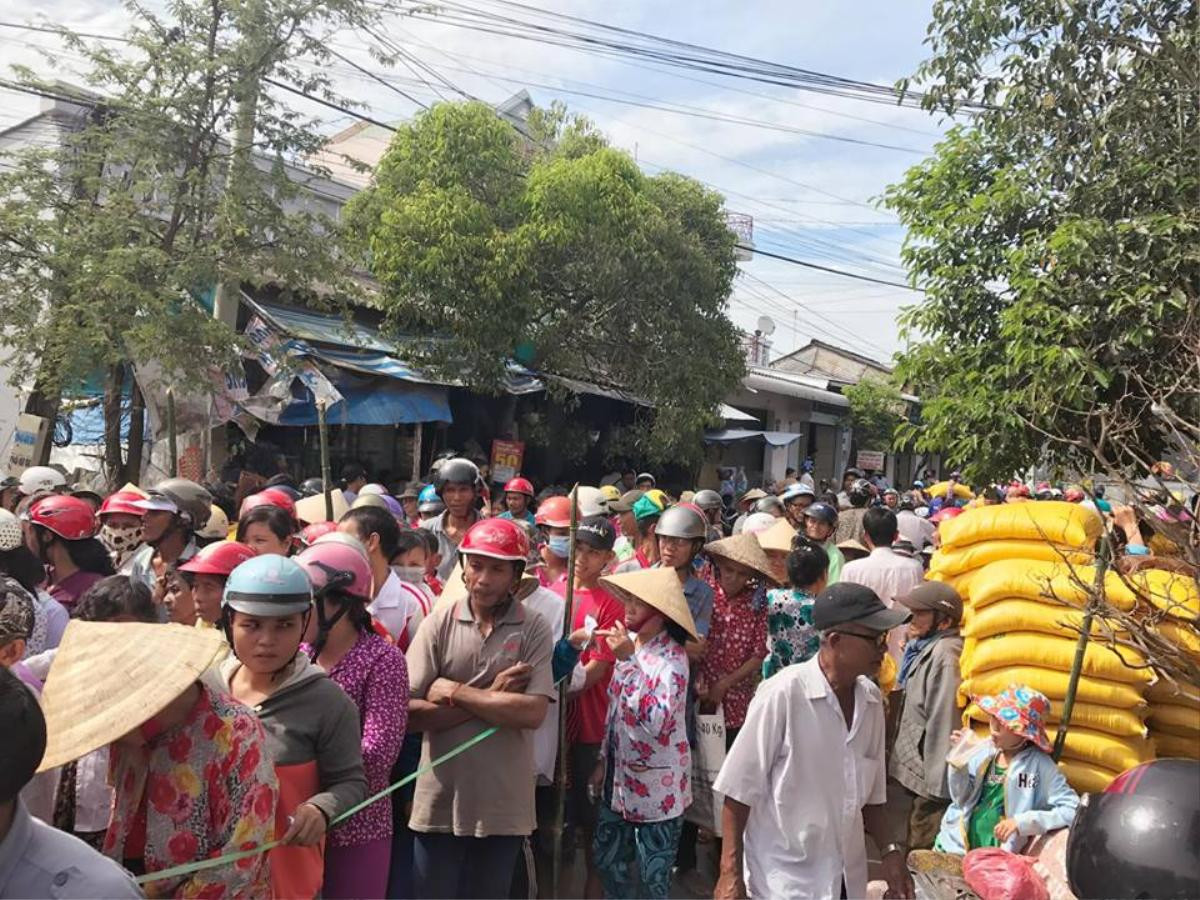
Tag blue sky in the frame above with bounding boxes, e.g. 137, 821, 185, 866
1, 0, 952, 365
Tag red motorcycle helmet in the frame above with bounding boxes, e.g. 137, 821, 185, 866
25, 495, 97, 540
460, 517, 529, 562
97, 489, 147, 518
179, 540, 258, 577
240, 488, 297, 521
298, 521, 339, 547
503, 477, 535, 498
534, 495, 572, 528
930, 506, 963, 525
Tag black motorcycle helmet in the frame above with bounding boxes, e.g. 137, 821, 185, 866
299, 477, 325, 498
1066, 758, 1200, 899
435, 458, 482, 497
848, 478, 874, 507
803, 502, 838, 527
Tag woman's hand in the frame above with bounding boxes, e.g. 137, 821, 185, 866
281, 802, 327, 846
595, 621, 635, 661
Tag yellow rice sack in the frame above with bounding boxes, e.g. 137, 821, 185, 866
927, 481, 975, 500
1151, 730, 1200, 760
965, 708, 1152, 771
968, 632, 1153, 685
1058, 759, 1120, 794
963, 599, 1126, 641
1147, 703, 1200, 736
1151, 619, 1200, 663
1145, 677, 1200, 708
938, 501, 1103, 551
965, 700, 1146, 740
930, 542, 1094, 580
958, 666, 1146, 710
1125, 569, 1200, 621
926, 569, 977, 597
966, 559, 1136, 612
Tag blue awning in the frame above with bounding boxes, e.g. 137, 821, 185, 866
704, 428, 802, 448
277, 377, 451, 426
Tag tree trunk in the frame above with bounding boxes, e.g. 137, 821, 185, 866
23, 379, 61, 466
125, 378, 146, 485
102, 364, 126, 488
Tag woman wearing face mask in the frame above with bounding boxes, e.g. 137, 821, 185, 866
95, 490, 146, 569
23, 495, 114, 612
535, 496, 572, 588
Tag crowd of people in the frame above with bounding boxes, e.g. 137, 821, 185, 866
0, 457, 1191, 899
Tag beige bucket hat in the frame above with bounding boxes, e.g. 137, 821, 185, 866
37, 620, 225, 772
756, 517, 798, 554
599, 567, 699, 640
704, 532, 779, 584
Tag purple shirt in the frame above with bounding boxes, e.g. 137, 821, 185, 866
302, 631, 409, 847
48, 570, 105, 611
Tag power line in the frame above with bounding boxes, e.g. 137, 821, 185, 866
739, 244, 918, 290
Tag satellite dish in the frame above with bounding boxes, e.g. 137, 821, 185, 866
756, 316, 776, 336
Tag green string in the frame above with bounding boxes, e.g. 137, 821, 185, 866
134, 724, 499, 885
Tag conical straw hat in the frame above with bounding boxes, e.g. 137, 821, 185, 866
757, 517, 797, 553
38, 620, 225, 772
704, 532, 779, 583
294, 489, 349, 525
599, 567, 699, 640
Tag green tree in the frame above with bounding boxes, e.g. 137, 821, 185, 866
885, 0, 1199, 485
345, 101, 746, 465
0, 0, 379, 482
843, 377, 906, 452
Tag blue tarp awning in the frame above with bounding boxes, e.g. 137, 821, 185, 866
277, 378, 451, 426
704, 428, 803, 448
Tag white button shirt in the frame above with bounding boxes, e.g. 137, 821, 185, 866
841, 547, 924, 663
713, 655, 887, 900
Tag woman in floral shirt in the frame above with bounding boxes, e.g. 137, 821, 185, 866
591, 568, 698, 900
763, 536, 829, 678
298, 532, 408, 900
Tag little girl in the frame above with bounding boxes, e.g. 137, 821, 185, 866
934, 685, 1080, 855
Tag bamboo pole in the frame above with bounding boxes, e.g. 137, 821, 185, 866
1053, 536, 1110, 760
317, 400, 333, 521
551, 484, 580, 896
166, 388, 178, 477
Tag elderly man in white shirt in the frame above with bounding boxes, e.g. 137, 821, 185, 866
841, 507, 924, 664
895, 494, 936, 551
713, 582, 913, 900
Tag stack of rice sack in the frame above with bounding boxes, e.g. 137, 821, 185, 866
933, 502, 1158, 793
1140, 570, 1200, 760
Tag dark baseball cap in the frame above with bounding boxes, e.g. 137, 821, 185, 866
609, 490, 644, 513
576, 515, 616, 551
899, 581, 963, 623
811, 582, 910, 633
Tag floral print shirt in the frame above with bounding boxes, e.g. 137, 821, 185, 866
601, 631, 692, 824
763, 587, 820, 679
104, 684, 278, 899
700, 579, 768, 729
303, 631, 409, 848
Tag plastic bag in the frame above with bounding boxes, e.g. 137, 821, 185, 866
962, 847, 1050, 900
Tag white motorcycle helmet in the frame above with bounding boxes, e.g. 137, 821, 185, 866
19, 465, 66, 496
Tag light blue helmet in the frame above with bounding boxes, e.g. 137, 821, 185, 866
780, 482, 815, 503
222, 554, 312, 617
418, 483, 445, 516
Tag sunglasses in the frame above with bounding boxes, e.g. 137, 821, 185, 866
832, 629, 887, 650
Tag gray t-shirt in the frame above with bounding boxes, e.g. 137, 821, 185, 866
421, 511, 480, 583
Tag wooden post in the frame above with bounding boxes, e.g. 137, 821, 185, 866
411, 421, 423, 483
551, 484, 580, 896
1053, 536, 1110, 760
166, 388, 178, 477
317, 400, 333, 521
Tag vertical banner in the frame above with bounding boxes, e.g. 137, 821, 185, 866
490, 439, 525, 484
7, 413, 49, 475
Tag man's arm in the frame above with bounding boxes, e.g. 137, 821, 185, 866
715, 797, 750, 899
450, 685, 549, 730
864, 803, 913, 900
407, 699, 473, 733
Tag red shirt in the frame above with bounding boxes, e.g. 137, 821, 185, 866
552, 582, 625, 744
